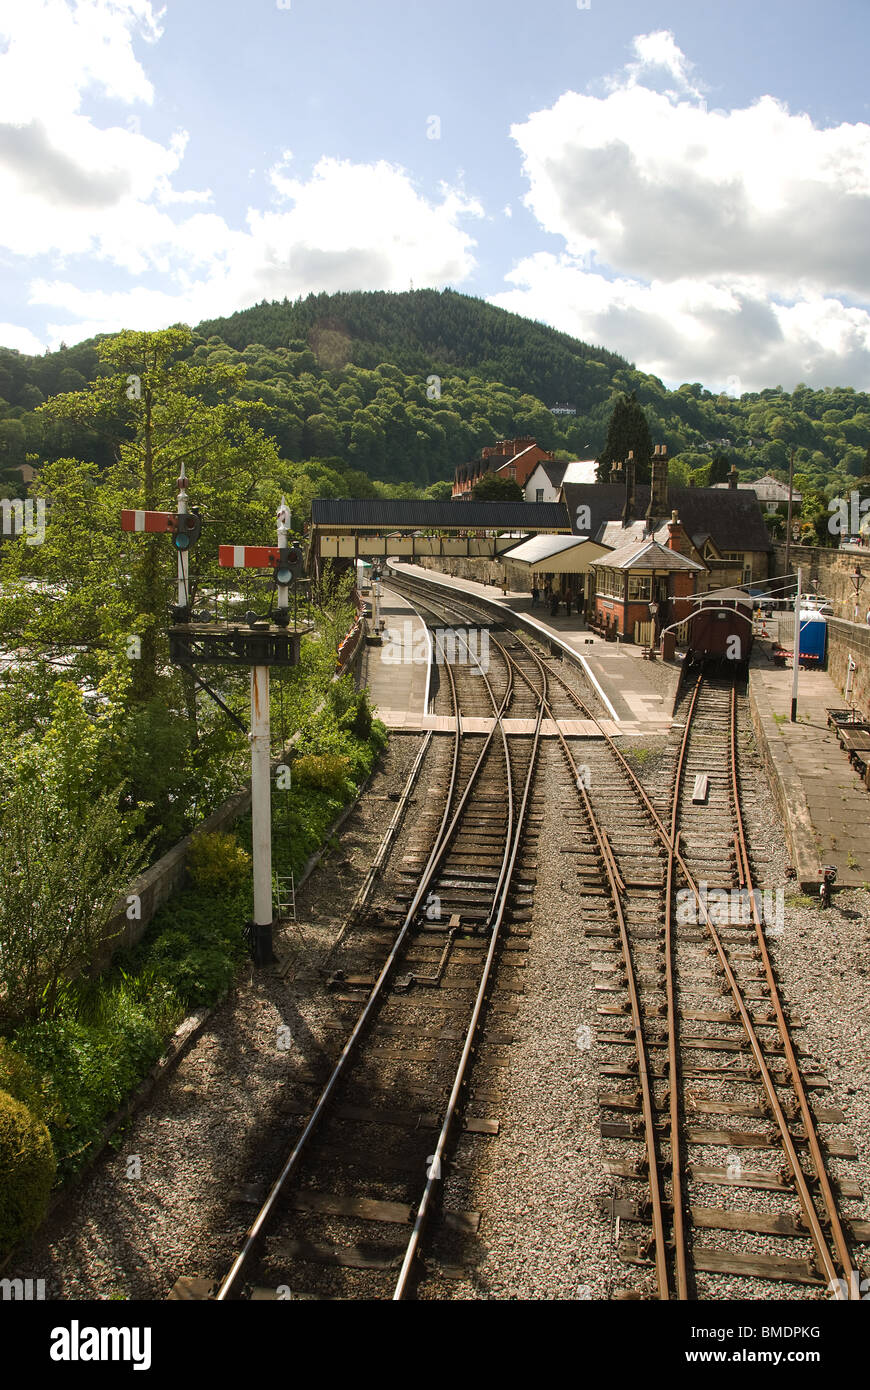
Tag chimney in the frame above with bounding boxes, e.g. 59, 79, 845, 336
621, 452, 636, 527
608, 459, 623, 487
728, 463, 739, 489
647, 444, 669, 523
668, 509, 682, 551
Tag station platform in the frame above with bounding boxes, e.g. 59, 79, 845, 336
748, 663, 870, 890
358, 589, 429, 724
386, 562, 681, 727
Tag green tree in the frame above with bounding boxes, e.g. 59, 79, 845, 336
0, 778, 146, 1027
471, 473, 523, 501
597, 392, 653, 483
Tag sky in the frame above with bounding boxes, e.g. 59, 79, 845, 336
1, 0, 870, 393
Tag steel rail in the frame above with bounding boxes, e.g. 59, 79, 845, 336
393, 637, 545, 1298
539, 656, 852, 1298
490, 638, 673, 1299
664, 675, 700, 1301
728, 685, 859, 1298
216, 607, 510, 1299
386, 576, 858, 1298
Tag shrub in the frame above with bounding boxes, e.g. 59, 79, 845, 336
0, 1041, 58, 1129
0, 1089, 56, 1255
186, 831, 251, 896
291, 753, 353, 797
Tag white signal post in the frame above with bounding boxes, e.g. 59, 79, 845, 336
176, 463, 190, 613
791, 565, 802, 723
218, 501, 296, 964
249, 659, 273, 953
276, 496, 291, 618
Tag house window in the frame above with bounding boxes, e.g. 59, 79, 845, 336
535, 488, 544, 502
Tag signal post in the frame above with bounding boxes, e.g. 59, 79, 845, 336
122, 484, 308, 967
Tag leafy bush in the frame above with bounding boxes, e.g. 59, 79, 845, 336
11, 1000, 169, 1179
186, 831, 251, 896
0, 780, 147, 1028
0, 1040, 59, 1130
291, 752, 353, 798
0, 1089, 56, 1255
135, 893, 249, 1010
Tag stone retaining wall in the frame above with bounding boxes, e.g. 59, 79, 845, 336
772, 544, 870, 715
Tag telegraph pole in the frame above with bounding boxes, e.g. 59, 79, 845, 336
791, 565, 802, 722
784, 446, 796, 580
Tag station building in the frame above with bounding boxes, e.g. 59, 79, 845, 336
588, 518, 705, 644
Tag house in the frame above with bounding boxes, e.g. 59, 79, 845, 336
712, 471, 801, 509
561, 446, 772, 593
452, 438, 554, 499
523, 458, 568, 503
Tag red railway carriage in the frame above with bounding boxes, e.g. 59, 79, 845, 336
684, 587, 754, 676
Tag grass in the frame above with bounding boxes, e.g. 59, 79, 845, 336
785, 893, 816, 909
1, 703, 387, 1187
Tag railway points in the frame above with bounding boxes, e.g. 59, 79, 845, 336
387, 560, 680, 727
8, 560, 868, 1308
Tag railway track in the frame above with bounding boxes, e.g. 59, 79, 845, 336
386, 568, 869, 1299
208, 596, 548, 1299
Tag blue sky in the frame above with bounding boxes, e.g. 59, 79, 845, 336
1, 0, 870, 391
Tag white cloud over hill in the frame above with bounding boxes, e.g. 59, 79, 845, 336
493, 31, 870, 389
0, 1, 481, 348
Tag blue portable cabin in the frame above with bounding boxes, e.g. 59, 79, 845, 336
798, 608, 827, 667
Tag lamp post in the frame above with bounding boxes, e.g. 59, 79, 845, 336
648, 598, 659, 659
849, 562, 864, 623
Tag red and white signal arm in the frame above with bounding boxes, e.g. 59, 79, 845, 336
121, 509, 174, 533
219, 545, 282, 568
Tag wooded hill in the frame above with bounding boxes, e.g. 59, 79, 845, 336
2, 289, 869, 515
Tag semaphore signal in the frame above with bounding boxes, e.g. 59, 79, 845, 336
120, 478, 310, 967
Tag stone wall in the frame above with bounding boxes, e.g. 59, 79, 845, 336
416, 554, 528, 589
772, 543, 868, 620
826, 617, 870, 716
772, 544, 870, 715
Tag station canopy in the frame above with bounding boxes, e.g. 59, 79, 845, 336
501, 534, 612, 573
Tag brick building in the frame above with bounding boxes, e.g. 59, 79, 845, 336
452, 438, 554, 499
589, 515, 704, 643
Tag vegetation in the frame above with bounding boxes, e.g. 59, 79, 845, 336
0, 329, 387, 1223
2, 291, 868, 522
597, 391, 653, 484
0, 1087, 56, 1255
471, 472, 524, 501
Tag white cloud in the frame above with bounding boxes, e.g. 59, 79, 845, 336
491, 253, 870, 392
498, 31, 870, 387
0, 322, 46, 354
614, 29, 705, 101
27, 160, 482, 345
0, 3, 483, 347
